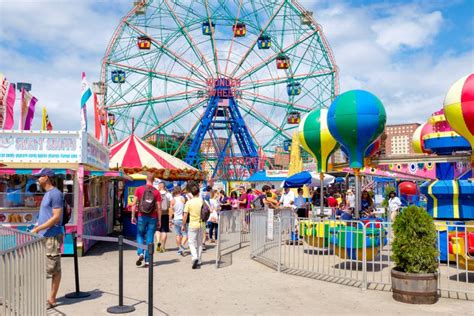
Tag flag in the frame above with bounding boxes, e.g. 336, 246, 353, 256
19, 88, 37, 130
81, 72, 92, 131
0, 73, 7, 128
3, 82, 16, 129
42, 107, 53, 131
23, 89, 38, 130
93, 93, 101, 140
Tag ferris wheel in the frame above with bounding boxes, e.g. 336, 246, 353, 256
100, 0, 337, 179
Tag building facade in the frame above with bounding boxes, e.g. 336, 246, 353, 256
384, 123, 420, 156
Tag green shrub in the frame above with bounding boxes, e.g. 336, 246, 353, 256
392, 205, 438, 273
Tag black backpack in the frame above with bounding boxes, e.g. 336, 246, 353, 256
139, 186, 157, 214
61, 196, 72, 226
200, 199, 211, 222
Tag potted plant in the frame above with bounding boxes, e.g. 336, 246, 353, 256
391, 205, 439, 304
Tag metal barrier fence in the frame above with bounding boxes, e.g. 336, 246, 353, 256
215, 208, 295, 268
215, 209, 261, 268
250, 211, 474, 300
0, 227, 47, 316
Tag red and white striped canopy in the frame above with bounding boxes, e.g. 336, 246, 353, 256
109, 134, 204, 180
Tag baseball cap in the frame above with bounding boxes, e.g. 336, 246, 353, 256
33, 168, 55, 178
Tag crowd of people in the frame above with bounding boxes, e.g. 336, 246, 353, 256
129, 175, 403, 270
29, 168, 403, 309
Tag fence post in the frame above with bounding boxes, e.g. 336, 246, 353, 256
65, 232, 91, 299
148, 243, 154, 316
107, 235, 135, 314
239, 211, 243, 248
362, 223, 367, 290
215, 213, 221, 269
277, 216, 282, 273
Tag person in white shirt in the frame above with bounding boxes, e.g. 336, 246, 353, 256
207, 190, 220, 242
346, 189, 355, 210
170, 186, 187, 255
388, 191, 402, 222
279, 187, 295, 208
157, 182, 173, 252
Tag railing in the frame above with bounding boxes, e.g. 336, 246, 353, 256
0, 227, 47, 316
215, 209, 261, 268
250, 211, 474, 300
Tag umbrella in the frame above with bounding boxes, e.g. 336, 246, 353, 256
282, 171, 335, 188
109, 134, 205, 181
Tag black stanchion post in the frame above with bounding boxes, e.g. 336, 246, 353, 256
148, 243, 154, 316
107, 235, 135, 314
65, 232, 91, 299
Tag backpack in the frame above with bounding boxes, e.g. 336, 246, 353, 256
139, 186, 157, 214
61, 196, 72, 226
251, 194, 265, 209
200, 199, 211, 222
161, 192, 170, 215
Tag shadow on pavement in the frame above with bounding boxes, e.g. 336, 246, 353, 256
449, 272, 474, 283
153, 258, 180, 267
56, 288, 104, 306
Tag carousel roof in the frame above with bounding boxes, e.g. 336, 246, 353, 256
109, 134, 204, 181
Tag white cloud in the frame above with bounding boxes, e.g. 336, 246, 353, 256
0, 0, 472, 136
310, 1, 473, 125
371, 8, 443, 51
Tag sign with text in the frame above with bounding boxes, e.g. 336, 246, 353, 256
267, 208, 274, 240
0, 131, 81, 163
83, 133, 109, 170
0, 130, 110, 170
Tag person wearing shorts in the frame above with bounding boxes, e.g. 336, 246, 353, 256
170, 187, 188, 255
157, 182, 172, 252
31, 168, 64, 309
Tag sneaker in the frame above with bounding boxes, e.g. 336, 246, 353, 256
159, 247, 166, 253
192, 260, 199, 269
202, 245, 207, 252
143, 262, 149, 268
136, 255, 144, 266
156, 242, 162, 252
177, 250, 182, 255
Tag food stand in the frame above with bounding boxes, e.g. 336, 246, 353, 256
0, 130, 127, 255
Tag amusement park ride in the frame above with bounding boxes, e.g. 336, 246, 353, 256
97, 0, 338, 180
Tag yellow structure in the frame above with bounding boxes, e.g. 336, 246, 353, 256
288, 131, 303, 176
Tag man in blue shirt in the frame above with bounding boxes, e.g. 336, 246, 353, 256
31, 168, 63, 309
294, 188, 307, 218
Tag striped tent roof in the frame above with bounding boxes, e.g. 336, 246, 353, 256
109, 134, 204, 180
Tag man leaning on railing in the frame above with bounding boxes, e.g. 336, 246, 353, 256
30, 168, 63, 310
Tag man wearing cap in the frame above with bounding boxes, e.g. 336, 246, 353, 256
31, 168, 63, 309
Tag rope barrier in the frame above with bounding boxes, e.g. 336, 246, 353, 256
65, 232, 154, 315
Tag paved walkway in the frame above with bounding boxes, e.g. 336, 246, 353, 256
48, 237, 472, 315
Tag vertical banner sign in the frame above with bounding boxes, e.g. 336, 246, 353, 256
3, 82, 16, 129
24, 91, 38, 130
0, 74, 7, 128
267, 208, 274, 240
19, 88, 37, 130
94, 93, 101, 140
81, 72, 92, 132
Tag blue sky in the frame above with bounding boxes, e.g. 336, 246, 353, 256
0, 0, 473, 132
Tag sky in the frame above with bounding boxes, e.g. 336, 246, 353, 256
0, 0, 473, 132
